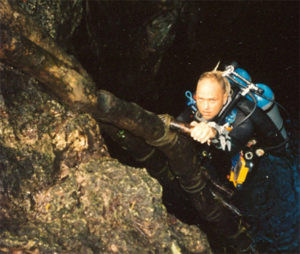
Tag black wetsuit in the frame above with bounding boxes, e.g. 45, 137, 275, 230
172, 96, 287, 249
177, 96, 286, 185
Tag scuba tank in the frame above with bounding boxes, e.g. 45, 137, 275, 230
246, 83, 287, 141
222, 65, 288, 151
231, 67, 252, 86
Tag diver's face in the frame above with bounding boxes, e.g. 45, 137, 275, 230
195, 78, 228, 120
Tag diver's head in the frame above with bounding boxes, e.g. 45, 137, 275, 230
195, 71, 230, 120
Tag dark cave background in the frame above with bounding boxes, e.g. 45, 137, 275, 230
72, 1, 299, 125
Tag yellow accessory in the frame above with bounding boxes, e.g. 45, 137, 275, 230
228, 154, 250, 188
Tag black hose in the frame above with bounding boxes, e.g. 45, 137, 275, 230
233, 92, 257, 129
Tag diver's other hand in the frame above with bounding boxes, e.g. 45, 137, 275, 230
190, 121, 217, 144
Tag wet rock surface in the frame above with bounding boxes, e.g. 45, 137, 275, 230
0, 64, 211, 253
17, 0, 83, 44
0, 2, 211, 252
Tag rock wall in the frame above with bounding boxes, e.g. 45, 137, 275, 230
0, 1, 213, 253
0, 57, 211, 254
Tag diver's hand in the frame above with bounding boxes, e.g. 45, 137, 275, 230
190, 121, 217, 144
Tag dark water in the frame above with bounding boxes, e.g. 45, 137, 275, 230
235, 153, 299, 253
73, 1, 299, 253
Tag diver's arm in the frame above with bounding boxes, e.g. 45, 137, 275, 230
190, 121, 217, 144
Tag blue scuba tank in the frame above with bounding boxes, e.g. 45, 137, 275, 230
246, 83, 287, 141
233, 68, 252, 86
230, 67, 287, 142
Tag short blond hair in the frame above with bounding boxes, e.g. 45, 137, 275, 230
198, 70, 231, 95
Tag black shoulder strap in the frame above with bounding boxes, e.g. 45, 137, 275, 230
236, 98, 286, 151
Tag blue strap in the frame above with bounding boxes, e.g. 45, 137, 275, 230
225, 108, 237, 126
185, 90, 197, 113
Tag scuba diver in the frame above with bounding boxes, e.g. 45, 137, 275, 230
177, 63, 288, 188
171, 63, 289, 252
